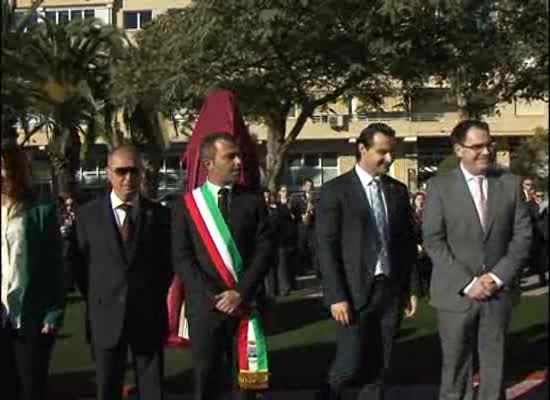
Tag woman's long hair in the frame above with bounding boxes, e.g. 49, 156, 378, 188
1, 142, 35, 205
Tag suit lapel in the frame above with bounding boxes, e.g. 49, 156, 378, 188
484, 173, 501, 240
454, 169, 485, 237
228, 186, 242, 236
126, 196, 146, 266
102, 195, 128, 267
380, 175, 395, 237
349, 169, 370, 218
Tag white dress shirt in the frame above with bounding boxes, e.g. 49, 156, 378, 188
1, 204, 26, 328
354, 164, 390, 277
205, 180, 233, 198
110, 192, 139, 228
460, 163, 503, 293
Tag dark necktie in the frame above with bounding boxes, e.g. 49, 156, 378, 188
218, 188, 230, 225
118, 204, 133, 242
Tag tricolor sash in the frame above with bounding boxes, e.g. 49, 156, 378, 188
184, 185, 269, 389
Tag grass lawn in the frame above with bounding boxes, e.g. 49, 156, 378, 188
49, 292, 548, 395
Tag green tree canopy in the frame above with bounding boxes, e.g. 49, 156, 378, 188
510, 127, 549, 189
117, 0, 453, 188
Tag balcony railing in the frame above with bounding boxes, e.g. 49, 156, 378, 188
310, 112, 445, 124
410, 113, 445, 121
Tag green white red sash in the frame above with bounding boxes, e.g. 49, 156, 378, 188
184, 185, 269, 389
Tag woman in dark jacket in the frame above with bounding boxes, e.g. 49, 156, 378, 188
1, 143, 65, 400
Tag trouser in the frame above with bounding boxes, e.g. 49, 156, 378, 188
327, 277, 402, 400
188, 311, 257, 400
437, 292, 513, 400
0, 322, 56, 400
93, 329, 164, 400
277, 247, 296, 295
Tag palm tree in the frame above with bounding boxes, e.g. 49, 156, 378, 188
1, 0, 44, 143
24, 16, 127, 194
112, 43, 171, 200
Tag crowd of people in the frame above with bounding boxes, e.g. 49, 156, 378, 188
0, 119, 547, 400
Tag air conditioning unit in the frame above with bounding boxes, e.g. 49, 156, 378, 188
329, 115, 345, 128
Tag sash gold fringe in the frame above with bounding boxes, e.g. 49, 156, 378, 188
238, 371, 269, 390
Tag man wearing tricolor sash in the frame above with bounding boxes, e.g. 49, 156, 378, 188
172, 132, 273, 400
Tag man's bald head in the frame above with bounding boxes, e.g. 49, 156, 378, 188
108, 144, 142, 168
107, 144, 142, 201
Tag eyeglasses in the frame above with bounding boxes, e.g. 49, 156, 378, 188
460, 141, 496, 152
112, 166, 140, 177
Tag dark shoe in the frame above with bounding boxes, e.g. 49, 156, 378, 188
316, 384, 341, 400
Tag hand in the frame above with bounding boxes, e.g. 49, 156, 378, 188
41, 323, 57, 335
479, 274, 498, 296
404, 295, 418, 319
330, 301, 352, 326
215, 290, 242, 315
464, 279, 492, 301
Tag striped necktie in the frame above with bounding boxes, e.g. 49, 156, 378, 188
370, 178, 390, 274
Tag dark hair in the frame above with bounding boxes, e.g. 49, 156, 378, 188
521, 176, 535, 184
413, 191, 426, 201
356, 123, 396, 159
302, 177, 313, 186
1, 142, 35, 204
200, 132, 237, 162
450, 120, 490, 145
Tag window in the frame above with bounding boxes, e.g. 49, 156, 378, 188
70, 10, 82, 21
284, 152, 339, 189
84, 10, 95, 19
58, 10, 69, 25
45, 11, 57, 23
123, 10, 153, 30
43, 9, 95, 25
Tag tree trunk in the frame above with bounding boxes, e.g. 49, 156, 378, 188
264, 114, 287, 192
264, 105, 314, 191
457, 91, 470, 121
48, 125, 81, 196
140, 151, 162, 200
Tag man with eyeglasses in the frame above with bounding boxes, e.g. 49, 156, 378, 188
423, 120, 532, 400
71, 145, 172, 400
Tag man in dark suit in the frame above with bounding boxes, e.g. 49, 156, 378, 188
73, 145, 172, 400
290, 178, 318, 275
422, 120, 532, 400
316, 123, 418, 400
521, 177, 547, 286
172, 132, 272, 400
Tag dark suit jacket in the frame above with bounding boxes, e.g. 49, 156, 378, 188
422, 168, 532, 312
73, 194, 172, 348
315, 169, 417, 311
171, 185, 273, 320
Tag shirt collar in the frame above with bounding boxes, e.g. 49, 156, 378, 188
355, 164, 379, 188
110, 191, 138, 210
460, 162, 486, 181
206, 180, 232, 196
